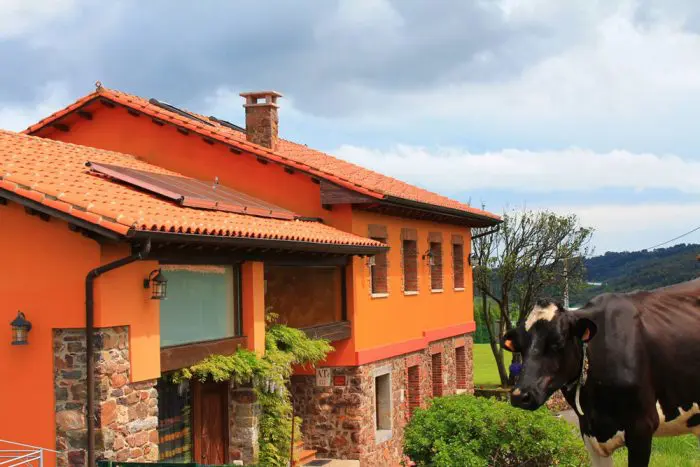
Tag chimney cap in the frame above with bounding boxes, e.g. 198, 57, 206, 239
239, 90, 283, 98
240, 90, 283, 108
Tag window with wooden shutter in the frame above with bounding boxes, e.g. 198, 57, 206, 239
429, 234, 443, 291
453, 244, 465, 290
368, 224, 388, 295
401, 228, 418, 293
452, 234, 465, 290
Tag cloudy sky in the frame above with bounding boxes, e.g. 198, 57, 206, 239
2, 0, 699, 254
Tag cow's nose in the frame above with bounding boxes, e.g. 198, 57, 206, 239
510, 388, 535, 409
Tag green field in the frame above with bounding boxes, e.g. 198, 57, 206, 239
473, 343, 502, 387
472, 344, 700, 465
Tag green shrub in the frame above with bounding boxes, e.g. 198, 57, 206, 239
404, 395, 587, 466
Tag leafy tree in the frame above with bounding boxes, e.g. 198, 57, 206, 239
472, 209, 593, 386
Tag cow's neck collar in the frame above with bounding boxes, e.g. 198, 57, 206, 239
565, 341, 590, 416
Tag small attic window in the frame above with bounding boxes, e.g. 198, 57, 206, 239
87, 161, 297, 221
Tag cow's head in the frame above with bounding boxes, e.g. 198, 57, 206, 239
502, 298, 597, 410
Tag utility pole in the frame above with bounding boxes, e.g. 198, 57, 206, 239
563, 257, 570, 309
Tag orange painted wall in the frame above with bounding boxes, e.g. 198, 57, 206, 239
0, 202, 99, 459
94, 244, 161, 381
350, 210, 474, 351
0, 202, 161, 462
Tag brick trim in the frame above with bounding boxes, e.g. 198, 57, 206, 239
454, 337, 466, 347
451, 234, 464, 245
455, 346, 467, 390
431, 353, 443, 397
430, 344, 444, 355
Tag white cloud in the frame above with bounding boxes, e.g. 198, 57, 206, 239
0, 0, 78, 39
333, 144, 700, 193
307, 1, 700, 147
544, 202, 700, 253
0, 82, 72, 131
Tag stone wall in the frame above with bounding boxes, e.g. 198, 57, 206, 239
290, 334, 473, 466
53, 327, 158, 465
229, 384, 260, 464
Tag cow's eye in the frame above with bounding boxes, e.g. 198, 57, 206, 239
549, 339, 565, 352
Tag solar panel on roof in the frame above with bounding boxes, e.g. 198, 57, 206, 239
148, 98, 214, 127
86, 162, 297, 221
208, 116, 246, 133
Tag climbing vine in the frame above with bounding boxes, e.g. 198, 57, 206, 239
171, 313, 333, 466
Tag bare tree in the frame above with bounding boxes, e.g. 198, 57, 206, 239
472, 209, 593, 387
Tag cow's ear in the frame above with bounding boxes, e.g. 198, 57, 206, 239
502, 328, 520, 353
574, 317, 597, 343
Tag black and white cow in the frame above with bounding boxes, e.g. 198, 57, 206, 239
502, 278, 700, 466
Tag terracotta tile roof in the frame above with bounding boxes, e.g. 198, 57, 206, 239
0, 129, 385, 249
24, 87, 500, 223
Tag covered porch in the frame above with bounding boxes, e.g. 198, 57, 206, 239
140, 233, 380, 465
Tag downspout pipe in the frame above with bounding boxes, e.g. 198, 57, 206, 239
86, 240, 151, 467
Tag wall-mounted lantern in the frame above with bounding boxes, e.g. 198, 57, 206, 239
422, 250, 435, 267
469, 254, 478, 267
144, 269, 168, 300
10, 311, 32, 345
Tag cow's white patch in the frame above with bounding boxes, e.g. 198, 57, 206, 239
584, 431, 625, 458
655, 401, 700, 437
583, 436, 614, 467
525, 302, 558, 330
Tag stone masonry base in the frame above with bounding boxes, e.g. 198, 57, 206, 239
291, 334, 474, 467
53, 326, 158, 465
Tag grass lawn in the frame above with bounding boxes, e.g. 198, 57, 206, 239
613, 435, 700, 466
473, 343, 502, 386
473, 343, 700, 465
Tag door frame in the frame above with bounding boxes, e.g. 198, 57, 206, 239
192, 379, 230, 464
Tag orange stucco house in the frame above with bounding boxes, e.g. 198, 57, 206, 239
0, 85, 500, 466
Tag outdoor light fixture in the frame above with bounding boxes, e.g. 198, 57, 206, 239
10, 311, 32, 345
422, 250, 435, 267
144, 269, 168, 300
468, 254, 478, 267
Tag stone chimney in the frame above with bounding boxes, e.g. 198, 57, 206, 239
240, 91, 282, 150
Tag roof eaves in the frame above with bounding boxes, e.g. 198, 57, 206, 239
381, 195, 502, 225
131, 230, 388, 256
0, 183, 129, 240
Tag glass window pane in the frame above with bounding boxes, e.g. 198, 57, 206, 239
160, 265, 237, 347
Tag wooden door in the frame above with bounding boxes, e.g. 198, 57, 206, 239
193, 380, 229, 465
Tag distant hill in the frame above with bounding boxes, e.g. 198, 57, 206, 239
570, 243, 700, 307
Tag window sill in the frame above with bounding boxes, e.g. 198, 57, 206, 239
371, 293, 389, 299
456, 388, 468, 395
375, 429, 393, 444
431, 289, 444, 294
454, 288, 465, 292
403, 290, 419, 296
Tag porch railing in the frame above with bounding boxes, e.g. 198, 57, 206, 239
0, 439, 58, 466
